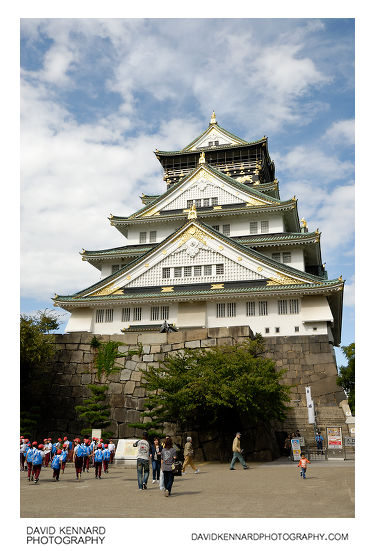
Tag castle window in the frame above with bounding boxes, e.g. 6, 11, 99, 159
222, 224, 230, 236
272, 253, 281, 262
259, 301, 268, 316
212, 225, 220, 232
204, 265, 212, 276
203, 198, 210, 207
139, 232, 147, 244
265, 327, 270, 334
149, 231, 157, 243
122, 308, 131, 322
261, 220, 269, 233
194, 266, 202, 276
289, 299, 299, 314
278, 300, 288, 315
174, 267, 182, 278
283, 252, 291, 263
246, 301, 256, 316
96, 309, 104, 323
105, 309, 113, 323
195, 199, 202, 208
184, 266, 192, 277
250, 221, 258, 234
275, 327, 280, 333
162, 267, 171, 279
295, 326, 300, 332
187, 199, 194, 208
151, 306, 160, 321
227, 303, 236, 317
133, 307, 142, 321
212, 197, 218, 206
111, 264, 120, 274
216, 264, 224, 275
216, 303, 226, 318
161, 306, 169, 320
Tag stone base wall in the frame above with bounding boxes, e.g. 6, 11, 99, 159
37, 327, 349, 459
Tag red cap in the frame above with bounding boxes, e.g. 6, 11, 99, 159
32, 441, 37, 446
63, 436, 67, 440
100, 438, 103, 442
58, 438, 62, 442
25, 439, 29, 443
38, 444, 44, 450
48, 438, 51, 441
43, 439, 47, 442
57, 449, 62, 454
76, 439, 81, 443
62, 443, 67, 448
104, 444, 108, 448
98, 444, 102, 448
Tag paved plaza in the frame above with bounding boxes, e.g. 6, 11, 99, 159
20, 459, 354, 518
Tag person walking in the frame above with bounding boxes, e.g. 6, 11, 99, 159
32, 444, 45, 484
20, 438, 28, 471
94, 444, 104, 479
182, 436, 199, 474
298, 454, 311, 479
161, 436, 177, 497
315, 432, 324, 455
133, 431, 151, 490
26, 443, 36, 481
150, 437, 162, 484
60, 444, 68, 474
229, 432, 248, 470
108, 439, 116, 464
73, 439, 84, 480
103, 444, 110, 474
51, 450, 62, 481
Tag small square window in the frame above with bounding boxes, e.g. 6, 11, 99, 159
275, 327, 280, 333
313, 327, 317, 331
162, 267, 171, 279
194, 266, 202, 276
272, 253, 281, 263
222, 224, 230, 236
187, 199, 194, 208
111, 264, 120, 274
265, 327, 270, 334
261, 221, 269, 233
203, 198, 210, 207
250, 221, 258, 234
184, 266, 192, 277
212, 225, 220, 232
149, 231, 157, 243
283, 252, 292, 263
212, 197, 218, 206
195, 199, 201, 208
204, 265, 212, 276
295, 326, 300, 332
216, 264, 224, 275
139, 232, 147, 244
174, 267, 182, 278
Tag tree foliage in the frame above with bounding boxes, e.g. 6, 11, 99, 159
337, 343, 355, 415
131, 334, 291, 434
75, 384, 112, 438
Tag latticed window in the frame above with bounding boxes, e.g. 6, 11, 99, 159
105, 309, 113, 323
216, 303, 226, 318
259, 301, 268, 316
111, 264, 120, 274
212, 225, 220, 232
96, 309, 104, 323
187, 199, 194, 208
139, 232, 147, 244
222, 224, 230, 236
261, 220, 269, 233
289, 299, 299, 314
184, 266, 192, 277
162, 267, 171, 279
122, 308, 131, 322
133, 307, 142, 321
250, 221, 258, 234
204, 265, 212, 276
151, 306, 159, 321
227, 303, 236, 317
161, 306, 169, 320
272, 253, 281, 262
246, 301, 256, 316
283, 252, 292, 263
149, 231, 157, 243
278, 300, 288, 315
174, 267, 182, 278
195, 199, 202, 208
212, 197, 218, 206
203, 198, 210, 207
216, 264, 224, 275
194, 266, 202, 276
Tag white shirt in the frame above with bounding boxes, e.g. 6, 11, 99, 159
108, 443, 115, 452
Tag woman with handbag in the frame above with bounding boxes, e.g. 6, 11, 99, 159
150, 437, 162, 484
161, 436, 177, 497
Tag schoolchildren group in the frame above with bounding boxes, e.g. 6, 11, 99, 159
20, 435, 116, 484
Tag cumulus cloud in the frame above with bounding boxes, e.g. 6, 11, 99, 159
324, 119, 355, 145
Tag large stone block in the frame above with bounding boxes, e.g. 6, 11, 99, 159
126, 410, 141, 423
185, 340, 201, 348
66, 343, 79, 350
216, 337, 234, 346
201, 338, 217, 348
137, 333, 168, 344
120, 369, 132, 381
131, 371, 142, 382
142, 354, 154, 362
133, 386, 146, 398
207, 327, 230, 338
184, 328, 208, 341
108, 382, 123, 395
142, 345, 151, 354
81, 374, 92, 385
150, 345, 161, 353
125, 360, 137, 370
118, 345, 130, 353
70, 350, 84, 362
228, 325, 251, 338
117, 333, 138, 345
125, 396, 138, 409
167, 331, 186, 344
110, 394, 125, 408
161, 344, 172, 352
124, 381, 136, 395
113, 408, 126, 423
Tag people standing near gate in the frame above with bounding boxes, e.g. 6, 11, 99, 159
26, 443, 36, 481
133, 431, 151, 490
182, 436, 199, 474
315, 432, 324, 455
94, 444, 104, 479
150, 437, 162, 484
298, 454, 311, 479
108, 439, 116, 464
161, 436, 177, 497
32, 444, 45, 484
229, 432, 249, 470
73, 438, 84, 480
51, 449, 62, 481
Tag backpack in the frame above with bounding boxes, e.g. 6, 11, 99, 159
51, 455, 60, 469
75, 445, 84, 458
32, 450, 43, 465
95, 450, 103, 462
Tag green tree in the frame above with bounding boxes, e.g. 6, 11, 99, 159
20, 309, 60, 437
337, 343, 355, 415
130, 334, 291, 435
75, 384, 112, 438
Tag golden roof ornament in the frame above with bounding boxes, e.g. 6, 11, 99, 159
301, 218, 307, 228
210, 111, 217, 124
187, 203, 197, 220
199, 151, 206, 164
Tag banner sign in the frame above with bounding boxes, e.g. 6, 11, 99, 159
327, 427, 343, 449
291, 438, 301, 461
305, 387, 315, 424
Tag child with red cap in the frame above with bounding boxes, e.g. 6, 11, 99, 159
103, 444, 110, 474
51, 449, 62, 481
73, 439, 84, 480
26, 443, 36, 481
61, 444, 68, 473
32, 444, 45, 484
94, 444, 104, 479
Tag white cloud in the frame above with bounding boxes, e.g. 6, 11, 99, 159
324, 119, 355, 146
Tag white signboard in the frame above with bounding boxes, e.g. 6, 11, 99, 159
291, 438, 301, 461
114, 438, 138, 465
305, 387, 315, 424
91, 429, 102, 439
327, 427, 343, 449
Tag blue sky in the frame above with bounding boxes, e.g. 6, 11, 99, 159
20, 18, 354, 366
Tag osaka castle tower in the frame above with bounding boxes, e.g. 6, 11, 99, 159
54, 112, 344, 346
